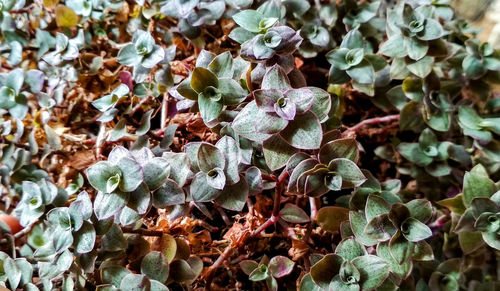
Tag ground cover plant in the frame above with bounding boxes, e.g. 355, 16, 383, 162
0, 0, 500, 290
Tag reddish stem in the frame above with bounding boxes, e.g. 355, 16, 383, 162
343, 114, 400, 135
252, 170, 289, 236
205, 170, 289, 289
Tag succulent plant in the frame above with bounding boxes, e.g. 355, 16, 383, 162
1, 0, 500, 290
117, 30, 166, 82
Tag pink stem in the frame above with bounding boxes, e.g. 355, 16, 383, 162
344, 114, 400, 135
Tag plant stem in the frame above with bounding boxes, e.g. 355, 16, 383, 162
204, 244, 234, 290
122, 227, 164, 236
343, 114, 400, 135
205, 170, 289, 289
161, 93, 169, 129
252, 170, 289, 236
309, 197, 318, 220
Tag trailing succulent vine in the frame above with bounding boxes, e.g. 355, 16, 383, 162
1, 0, 500, 290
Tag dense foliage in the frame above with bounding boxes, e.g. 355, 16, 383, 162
0, 0, 500, 290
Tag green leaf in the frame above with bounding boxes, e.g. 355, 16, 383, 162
310, 254, 343, 289
232, 101, 273, 142
73, 221, 96, 254
340, 29, 364, 49
470, 198, 499, 218
218, 78, 246, 105
240, 260, 259, 275
351, 255, 390, 290
208, 52, 234, 78
437, 194, 466, 215
108, 121, 127, 143
229, 27, 255, 44
120, 274, 151, 291
462, 164, 497, 207
191, 67, 218, 93
0, 86, 18, 109
349, 211, 378, 246
284, 88, 315, 114
53, 228, 73, 254
262, 65, 292, 91
198, 92, 223, 124
406, 199, 433, 223
6, 68, 24, 94
142, 45, 165, 68
266, 276, 278, 291
246, 166, 263, 195
463, 55, 486, 79
335, 237, 367, 261
391, 57, 411, 80
319, 138, 359, 164
402, 77, 424, 101
346, 60, 375, 84
385, 85, 407, 110
150, 280, 168, 291
86, 161, 122, 193
329, 276, 359, 291
249, 265, 269, 281
304, 171, 330, 197
280, 111, 322, 150
419, 19, 443, 40
328, 158, 366, 188
255, 110, 289, 134
44, 124, 62, 151
458, 230, 484, 254
268, 256, 294, 278
376, 241, 412, 282
142, 157, 170, 191
400, 217, 432, 242
153, 179, 186, 208
404, 37, 428, 61
407, 56, 434, 78
4, 257, 21, 290
100, 265, 131, 287
307, 87, 331, 122
15, 258, 32, 287
102, 224, 127, 252
136, 109, 154, 136
365, 195, 390, 222
481, 232, 500, 250
215, 178, 249, 211
380, 34, 407, 58
215, 136, 240, 184
389, 232, 414, 264
106, 174, 121, 193
363, 214, 395, 241
399, 101, 425, 132
397, 143, 433, 166
190, 172, 221, 202
117, 44, 141, 67
169, 259, 197, 282
263, 134, 296, 171
280, 203, 310, 223
232, 10, 266, 33
116, 157, 143, 192
93, 191, 129, 220
316, 206, 350, 233
413, 241, 434, 261
197, 143, 225, 173
327, 48, 350, 70
299, 274, 322, 291
159, 234, 177, 264
161, 152, 191, 187
141, 252, 169, 284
